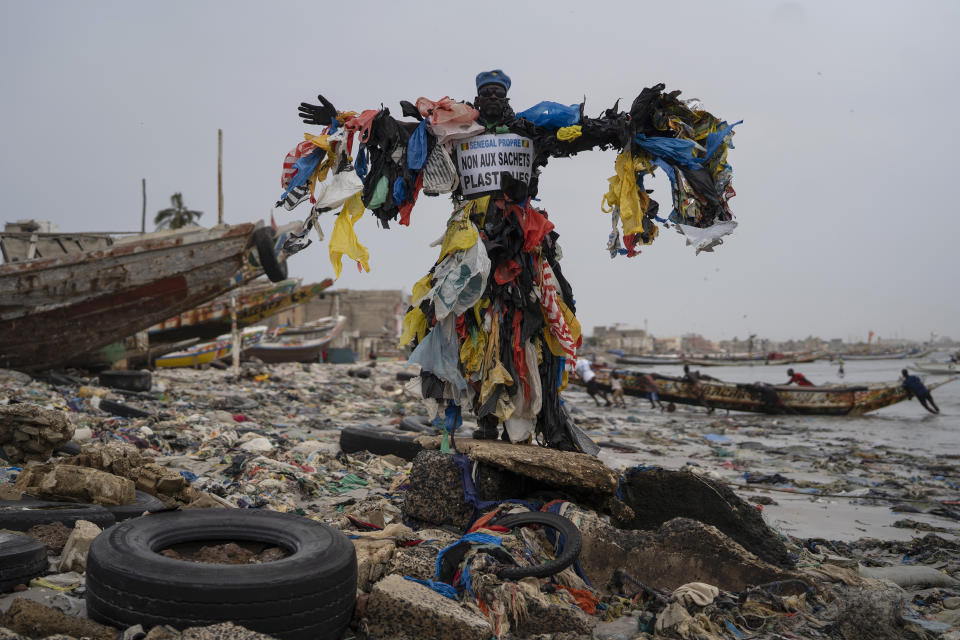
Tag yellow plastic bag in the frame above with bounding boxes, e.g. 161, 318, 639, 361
602, 151, 654, 236
328, 193, 370, 279
399, 306, 428, 347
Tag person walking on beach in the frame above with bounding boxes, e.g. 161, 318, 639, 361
784, 368, 815, 387
901, 369, 940, 414
609, 372, 627, 408
683, 364, 714, 413
637, 373, 664, 410
576, 358, 611, 407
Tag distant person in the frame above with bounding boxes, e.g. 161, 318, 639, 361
610, 372, 627, 408
576, 358, 611, 407
683, 364, 714, 413
901, 369, 940, 414
837, 357, 845, 379
785, 368, 815, 387
637, 373, 664, 410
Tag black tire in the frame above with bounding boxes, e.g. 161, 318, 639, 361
0, 532, 47, 593
98, 399, 151, 419
339, 426, 423, 461
98, 370, 152, 392
0, 498, 116, 531
493, 512, 582, 580
396, 371, 418, 382
253, 227, 288, 283
104, 491, 165, 522
398, 416, 434, 433
54, 441, 83, 456
347, 368, 371, 379
85, 510, 356, 640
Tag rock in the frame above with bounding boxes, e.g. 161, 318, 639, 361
515, 587, 597, 636
0, 404, 74, 463
57, 519, 101, 573
576, 513, 796, 593
943, 596, 960, 609
0, 598, 115, 640
619, 468, 794, 568
453, 439, 618, 493
365, 574, 492, 640
15, 464, 135, 506
180, 622, 277, 640
353, 538, 395, 591
402, 451, 474, 528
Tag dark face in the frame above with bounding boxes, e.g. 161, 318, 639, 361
475, 84, 508, 123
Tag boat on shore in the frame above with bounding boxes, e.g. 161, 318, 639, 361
246, 315, 347, 363
840, 349, 934, 361
911, 361, 959, 375
148, 278, 334, 342
155, 326, 268, 368
0, 224, 261, 371
580, 370, 957, 415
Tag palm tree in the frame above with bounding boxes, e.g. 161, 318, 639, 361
154, 193, 203, 230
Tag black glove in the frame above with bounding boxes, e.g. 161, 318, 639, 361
298, 94, 338, 126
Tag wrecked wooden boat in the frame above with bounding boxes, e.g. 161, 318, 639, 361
148, 278, 333, 342
246, 315, 346, 363
155, 325, 268, 368
0, 224, 261, 372
583, 371, 957, 415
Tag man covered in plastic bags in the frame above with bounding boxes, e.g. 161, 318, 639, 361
277, 70, 740, 453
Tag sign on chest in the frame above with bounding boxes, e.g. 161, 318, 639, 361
456, 133, 534, 196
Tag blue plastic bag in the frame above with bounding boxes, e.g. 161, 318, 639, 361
407, 119, 428, 171
517, 101, 580, 128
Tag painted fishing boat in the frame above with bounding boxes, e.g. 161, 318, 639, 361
580, 370, 957, 415
148, 278, 334, 342
246, 315, 347, 363
155, 326, 268, 368
615, 355, 684, 366
840, 349, 934, 361
911, 361, 959, 375
0, 224, 258, 371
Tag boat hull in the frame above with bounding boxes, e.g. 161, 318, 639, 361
585, 371, 956, 415
0, 225, 255, 371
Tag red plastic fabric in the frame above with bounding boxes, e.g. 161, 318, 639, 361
554, 584, 600, 614
512, 309, 529, 400
520, 204, 555, 252
343, 109, 379, 144
398, 173, 423, 226
416, 96, 479, 126
494, 259, 522, 285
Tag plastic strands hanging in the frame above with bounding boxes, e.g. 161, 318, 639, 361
328, 193, 370, 279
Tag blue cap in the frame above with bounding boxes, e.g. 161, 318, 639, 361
475, 69, 511, 93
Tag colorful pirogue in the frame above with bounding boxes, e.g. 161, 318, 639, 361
584, 371, 957, 415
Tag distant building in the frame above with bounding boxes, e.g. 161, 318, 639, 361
681, 333, 716, 354
271, 289, 407, 357
592, 325, 654, 353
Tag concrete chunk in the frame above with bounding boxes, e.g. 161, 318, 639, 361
15, 464, 135, 506
366, 574, 492, 640
57, 519, 102, 573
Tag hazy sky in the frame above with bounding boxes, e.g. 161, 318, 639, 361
2, 1, 957, 342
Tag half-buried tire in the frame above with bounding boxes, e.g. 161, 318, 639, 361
0, 498, 116, 531
104, 490, 165, 522
0, 532, 47, 593
253, 227, 288, 283
339, 426, 423, 461
493, 511, 582, 580
86, 510, 356, 640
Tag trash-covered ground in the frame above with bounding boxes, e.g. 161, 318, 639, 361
1, 360, 959, 639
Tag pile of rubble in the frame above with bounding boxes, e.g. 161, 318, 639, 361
1, 361, 958, 639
